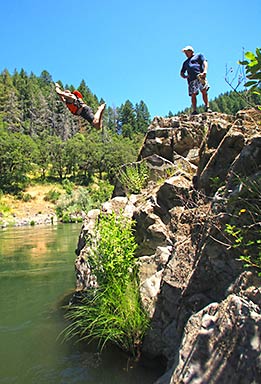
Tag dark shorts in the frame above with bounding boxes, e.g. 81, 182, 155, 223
188, 78, 210, 96
79, 105, 94, 124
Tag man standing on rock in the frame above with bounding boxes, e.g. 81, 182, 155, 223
180, 46, 212, 115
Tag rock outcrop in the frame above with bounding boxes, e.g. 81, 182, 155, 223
75, 110, 261, 384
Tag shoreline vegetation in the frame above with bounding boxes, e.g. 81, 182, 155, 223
0, 181, 113, 228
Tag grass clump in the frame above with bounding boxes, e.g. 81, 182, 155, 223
63, 212, 149, 357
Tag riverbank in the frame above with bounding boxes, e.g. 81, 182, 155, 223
0, 184, 59, 228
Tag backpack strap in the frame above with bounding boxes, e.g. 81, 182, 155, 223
74, 96, 84, 109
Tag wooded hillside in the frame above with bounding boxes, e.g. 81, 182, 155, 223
0, 68, 260, 194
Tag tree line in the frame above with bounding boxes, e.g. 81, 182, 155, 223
172, 89, 261, 116
0, 69, 151, 139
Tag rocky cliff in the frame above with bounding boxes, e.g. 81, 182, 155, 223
75, 110, 261, 384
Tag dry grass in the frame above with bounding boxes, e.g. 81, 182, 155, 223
2, 184, 64, 219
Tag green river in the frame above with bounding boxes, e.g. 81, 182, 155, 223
0, 224, 160, 384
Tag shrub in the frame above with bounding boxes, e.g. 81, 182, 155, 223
44, 189, 61, 203
118, 161, 149, 194
224, 176, 261, 275
16, 192, 34, 202
0, 198, 11, 215
62, 179, 74, 195
63, 213, 149, 356
87, 180, 114, 209
55, 187, 92, 221
239, 48, 261, 103
90, 212, 138, 286
56, 182, 113, 221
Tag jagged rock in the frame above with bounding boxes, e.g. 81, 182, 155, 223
74, 110, 261, 384
138, 120, 204, 162
75, 209, 100, 290
102, 196, 132, 216
157, 294, 261, 384
140, 269, 164, 317
197, 110, 261, 196
198, 127, 245, 195
227, 136, 261, 187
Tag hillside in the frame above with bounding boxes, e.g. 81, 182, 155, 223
0, 185, 60, 226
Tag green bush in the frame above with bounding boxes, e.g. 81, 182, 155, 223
90, 212, 138, 286
87, 180, 114, 209
225, 176, 261, 275
0, 200, 11, 215
63, 213, 149, 356
62, 179, 74, 195
55, 187, 92, 220
56, 182, 113, 221
44, 189, 61, 203
118, 161, 149, 194
239, 48, 261, 104
16, 192, 34, 202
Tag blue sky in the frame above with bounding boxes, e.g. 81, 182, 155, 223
1, 0, 260, 117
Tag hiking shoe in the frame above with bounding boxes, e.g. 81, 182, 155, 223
205, 106, 212, 113
191, 110, 199, 115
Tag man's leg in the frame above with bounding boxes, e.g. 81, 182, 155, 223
191, 93, 197, 114
202, 89, 211, 112
189, 80, 199, 115
92, 103, 106, 129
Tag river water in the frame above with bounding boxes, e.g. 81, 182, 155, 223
0, 224, 160, 384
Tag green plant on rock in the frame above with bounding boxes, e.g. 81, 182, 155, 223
63, 212, 149, 357
118, 161, 149, 194
209, 176, 224, 191
224, 176, 261, 275
64, 279, 149, 356
239, 48, 261, 108
91, 212, 138, 285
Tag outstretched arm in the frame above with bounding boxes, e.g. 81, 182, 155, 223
55, 83, 65, 101
55, 83, 74, 103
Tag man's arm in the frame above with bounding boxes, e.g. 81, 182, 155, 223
180, 71, 188, 79
55, 83, 74, 103
180, 62, 188, 79
201, 60, 208, 78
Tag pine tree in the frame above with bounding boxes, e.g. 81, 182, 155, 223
0, 69, 23, 132
106, 106, 118, 132
118, 100, 136, 137
135, 100, 151, 134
